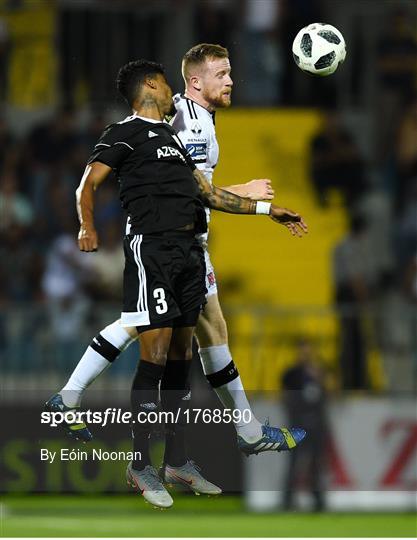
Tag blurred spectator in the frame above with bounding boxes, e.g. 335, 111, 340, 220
194, 0, 237, 54
20, 110, 111, 245
281, 338, 328, 512
0, 226, 43, 303
0, 170, 42, 362
279, 0, 335, 106
310, 111, 367, 212
0, 222, 44, 371
395, 177, 417, 272
376, 7, 417, 103
375, 7, 417, 162
79, 113, 108, 153
89, 219, 124, 302
24, 107, 78, 171
355, 189, 394, 287
0, 170, 40, 302
332, 216, 376, 389
241, 0, 282, 105
404, 254, 417, 304
395, 95, 417, 213
0, 171, 33, 232
41, 216, 95, 367
0, 115, 17, 174
19, 108, 80, 227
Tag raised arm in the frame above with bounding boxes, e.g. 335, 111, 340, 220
222, 179, 274, 200
194, 168, 257, 214
76, 161, 113, 251
193, 169, 308, 237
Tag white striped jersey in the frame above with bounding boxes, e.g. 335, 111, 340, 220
171, 94, 219, 227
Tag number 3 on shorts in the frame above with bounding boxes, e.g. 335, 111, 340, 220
153, 287, 168, 314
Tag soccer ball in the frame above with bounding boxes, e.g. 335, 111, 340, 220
292, 23, 346, 76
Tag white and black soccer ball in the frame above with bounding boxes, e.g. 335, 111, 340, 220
292, 23, 346, 76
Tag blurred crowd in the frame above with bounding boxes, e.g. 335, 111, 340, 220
0, 110, 125, 307
0, 110, 128, 371
316, 7, 417, 390
312, 96, 417, 390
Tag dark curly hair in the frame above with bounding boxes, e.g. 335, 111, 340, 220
116, 60, 165, 107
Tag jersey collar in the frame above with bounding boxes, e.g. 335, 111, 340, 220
128, 112, 166, 124
176, 93, 215, 125
135, 114, 166, 124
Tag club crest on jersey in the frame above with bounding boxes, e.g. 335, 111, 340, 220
191, 120, 202, 135
157, 145, 186, 163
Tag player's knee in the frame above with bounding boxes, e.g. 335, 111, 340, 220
169, 340, 193, 360
207, 313, 227, 341
211, 328, 227, 345
214, 316, 228, 343
149, 351, 168, 365
198, 314, 227, 346
148, 346, 168, 365
114, 320, 138, 341
183, 344, 193, 361
126, 325, 139, 340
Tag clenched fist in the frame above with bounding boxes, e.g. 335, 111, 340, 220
245, 179, 274, 200
78, 224, 98, 251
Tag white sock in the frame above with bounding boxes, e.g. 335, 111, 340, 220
199, 344, 262, 442
61, 321, 135, 407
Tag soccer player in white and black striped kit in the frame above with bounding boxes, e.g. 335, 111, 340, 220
46, 53, 307, 507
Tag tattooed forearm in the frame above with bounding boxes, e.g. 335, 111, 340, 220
193, 169, 257, 214
208, 186, 257, 213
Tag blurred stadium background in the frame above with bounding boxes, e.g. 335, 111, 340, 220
0, 0, 416, 536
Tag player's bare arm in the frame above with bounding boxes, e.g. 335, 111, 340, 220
193, 169, 308, 236
76, 161, 112, 252
222, 179, 274, 200
193, 168, 257, 213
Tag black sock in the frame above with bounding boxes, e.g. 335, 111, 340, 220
131, 359, 165, 470
161, 360, 192, 467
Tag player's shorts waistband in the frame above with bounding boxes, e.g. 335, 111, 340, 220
128, 225, 196, 238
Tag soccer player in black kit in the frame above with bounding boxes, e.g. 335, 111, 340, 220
75, 60, 307, 508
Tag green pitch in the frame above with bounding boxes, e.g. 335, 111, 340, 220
1, 495, 415, 537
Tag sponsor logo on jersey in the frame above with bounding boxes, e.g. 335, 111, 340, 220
185, 143, 207, 162
191, 120, 202, 135
148, 130, 158, 138
187, 137, 207, 143
156, 145, 186, 163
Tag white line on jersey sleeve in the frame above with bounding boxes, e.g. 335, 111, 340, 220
114, 141, 134, 150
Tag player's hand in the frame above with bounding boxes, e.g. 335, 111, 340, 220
245, 179, 274, 200
269, 205, 308, 237
78, 224, 98, 251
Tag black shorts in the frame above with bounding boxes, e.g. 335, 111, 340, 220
120, 230, 206, 329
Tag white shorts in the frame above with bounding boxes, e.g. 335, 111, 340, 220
204, 249, 217, 297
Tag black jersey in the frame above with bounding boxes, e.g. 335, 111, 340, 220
88, 114, 207, 234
